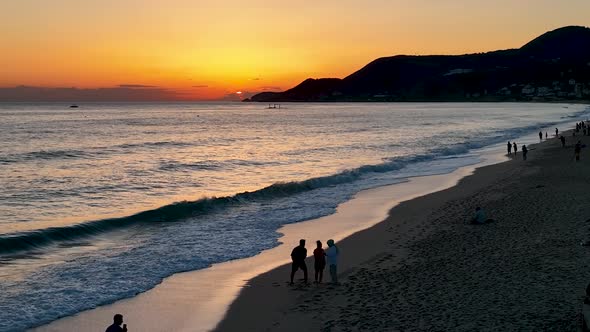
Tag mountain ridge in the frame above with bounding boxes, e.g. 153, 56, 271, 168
248, 26, 590, 102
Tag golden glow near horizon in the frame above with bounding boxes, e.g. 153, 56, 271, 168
1, 0, 589, 100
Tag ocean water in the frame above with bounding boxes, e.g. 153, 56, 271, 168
0, 102, 588, 331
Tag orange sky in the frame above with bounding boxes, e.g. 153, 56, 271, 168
1, 0, 589, 100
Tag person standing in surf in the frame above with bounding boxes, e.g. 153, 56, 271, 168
513, 142, 518, 154
539, 131, 543, 141
313, 240, 326, 283
290, 239, 308, 284
507, 141, 512, 155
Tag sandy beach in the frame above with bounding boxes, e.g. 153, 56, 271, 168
217, 131, 590, 331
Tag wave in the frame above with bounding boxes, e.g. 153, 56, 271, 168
0, 141, 193, 164
3, 106, 589, 256
0, 149, 97, 163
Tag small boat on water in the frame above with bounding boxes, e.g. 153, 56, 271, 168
69, 105, 79, 108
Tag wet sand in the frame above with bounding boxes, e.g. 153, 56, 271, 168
216, 132, 590, 331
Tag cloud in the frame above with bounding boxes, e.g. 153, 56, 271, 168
117, 84, 158, 88
192, 85, 209, 88
260, 86, 282, 91
0, 85, 182, 102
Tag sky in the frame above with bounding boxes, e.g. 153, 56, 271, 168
1, 0, 589, 101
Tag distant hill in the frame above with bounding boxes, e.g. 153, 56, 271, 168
248, 26, 590, 102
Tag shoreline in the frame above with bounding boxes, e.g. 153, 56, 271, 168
32, 145, 507, 332
216, 129, 590, 331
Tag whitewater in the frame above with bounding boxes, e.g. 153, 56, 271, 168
0, 102, 588, 331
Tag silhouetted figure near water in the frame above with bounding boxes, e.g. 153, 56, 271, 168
507, 141, 512, 155
575, 141, 582, 161
539, 131, 543, 141
326, 239, 339, 284
556, 128, 559, 137
290, 239, 308, 284
545, 132, 548, 139
513, 142, 518, 154
313, 240, 326, 283
105, 314, 127, 332
560, 135, 566, 148
522, 145, 528, 160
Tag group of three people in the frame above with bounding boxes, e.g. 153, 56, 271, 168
290, 239, 339, 285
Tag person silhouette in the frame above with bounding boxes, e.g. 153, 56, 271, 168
555, 128, 559, 136
575, 140, 582, 161
313, 240, 326, 283
513, 142, 518, 154
325, 239, 339, 284
507, 141, 512, 155
105, 314, 127, 332
290, 239, 308, 284
539, 131, 543, 141
545, 132, 548, 139
560, 135, 566, 148
522, 145, 528, 160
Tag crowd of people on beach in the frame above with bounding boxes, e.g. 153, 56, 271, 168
290, 238, 339, 285
508, 124, 589, 162
506, 141, 528, 160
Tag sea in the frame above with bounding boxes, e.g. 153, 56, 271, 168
0, 102, 588, 331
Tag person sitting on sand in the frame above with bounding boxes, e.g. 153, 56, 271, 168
470, 207, 493, 224
522, 145, 528, 160
325, 239, 339, 284
105, 314, 127, 332
290, 239, 308, 284
507, 141, 512, 155
313, 240, 326, 283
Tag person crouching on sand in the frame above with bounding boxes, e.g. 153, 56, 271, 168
470, 207, 494, 224
105, 314, 127, 332
313, 240, 326, 283
290, 239, 308, 285
326, 239, 339, 284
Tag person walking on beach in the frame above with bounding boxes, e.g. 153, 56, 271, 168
313, 240, 326, 283
325, 239, 339, 284
575, 141, 582, 161
513, 142, 518, 154
539, 131, 543, 141
105, 314, 127, 332
522, 145, 528, 160
290, 239, 308, 284
507, 141, 512, 155
560, 135, 566, 148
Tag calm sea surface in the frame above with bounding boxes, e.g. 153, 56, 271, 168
0, 102, 587, 331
